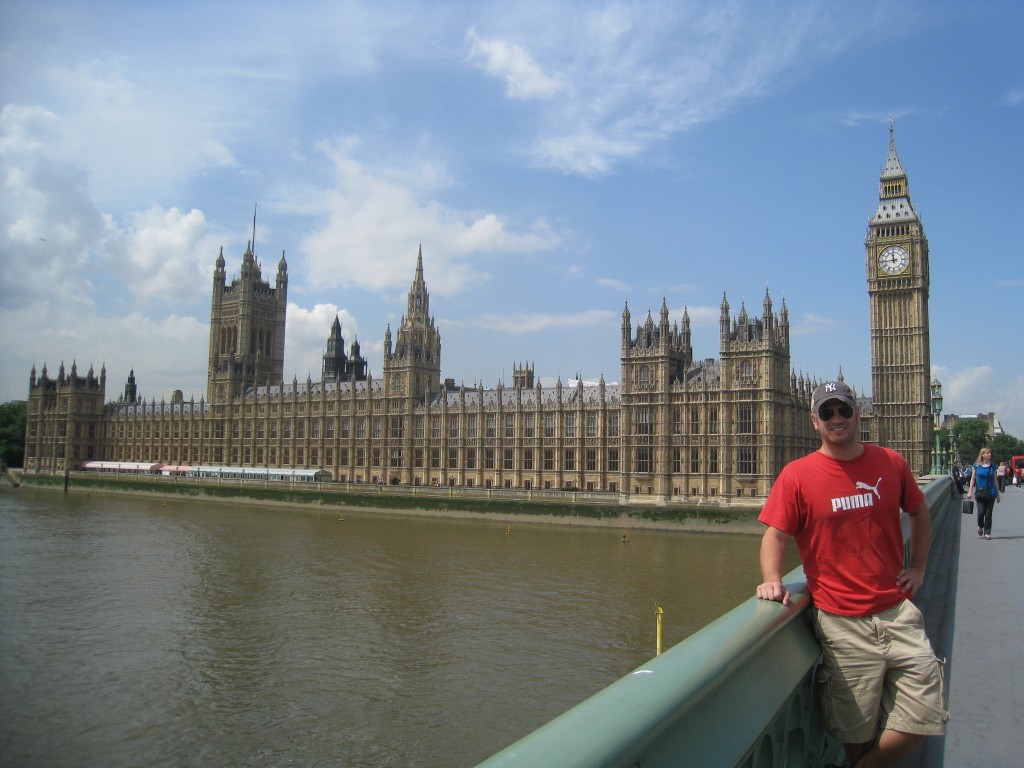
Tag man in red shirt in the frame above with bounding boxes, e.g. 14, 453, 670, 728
756, 380, 947, 767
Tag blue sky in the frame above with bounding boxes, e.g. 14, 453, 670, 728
2, 1, 1022, 436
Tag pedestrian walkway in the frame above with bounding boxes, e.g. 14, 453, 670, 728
940, 482, 1024, 767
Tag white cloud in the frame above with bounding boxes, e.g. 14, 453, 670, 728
0, 103, 234, 310
469, 309, 617, 335
683, 305, 722, 328
792, 312, 841, 336
940, 365, 992, 409
933, 365, 1024, 438
465, 3, 872, 177
298, 137, 564, 297
0, 104, 233, 400
466, 28, 564, 100
103, 312, 210, 400
0, 104, 112, 308
41, 57, 237, 206
2, 297, 209, 403
596, 276, 633, 293
533, 130, 645, 177
109, 206, 224, 304
1001, 88, 1024, 107
999, 375, 1024, 437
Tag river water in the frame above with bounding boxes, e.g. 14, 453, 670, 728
0, 487, 776, 767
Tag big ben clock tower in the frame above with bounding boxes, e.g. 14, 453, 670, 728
866, 117, 932, 475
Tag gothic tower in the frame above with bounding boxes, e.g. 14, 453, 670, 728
718, 289, 796, 485
382, 246, 442, 404
619, 298, 693, 498
866, 117, 931, 475
207, 242, 288, 402
512, 362, 535, 389
24, 361, 107, 471
122, 368, 139, 404
322, 315, 367, 382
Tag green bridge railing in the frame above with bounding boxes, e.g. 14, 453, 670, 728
478, 476, 956, 768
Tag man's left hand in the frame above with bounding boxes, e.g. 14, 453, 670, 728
897, 566, 925, 596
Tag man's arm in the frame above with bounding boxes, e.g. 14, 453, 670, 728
897, 501, 930, 596
756, 526, 792, 605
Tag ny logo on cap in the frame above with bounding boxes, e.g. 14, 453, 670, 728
824, 382, 837, 392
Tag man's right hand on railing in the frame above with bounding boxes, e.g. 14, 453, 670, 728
756, 580, 791, 606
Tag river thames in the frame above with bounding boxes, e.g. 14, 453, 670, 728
0, 487, 779, 767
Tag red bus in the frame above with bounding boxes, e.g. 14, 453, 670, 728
1011, 455, 1024, 484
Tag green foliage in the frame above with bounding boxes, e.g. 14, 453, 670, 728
951, 418, 991, 464
0, 401, 27, 468
990, 433, 1024, 463
634, 506, 760, 525
946, 418, 1023, 466
936, 426, 952, 465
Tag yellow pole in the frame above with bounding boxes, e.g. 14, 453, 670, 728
655, 603, 664, 656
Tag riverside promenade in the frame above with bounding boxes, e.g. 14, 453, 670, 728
914, 480, 1024, 768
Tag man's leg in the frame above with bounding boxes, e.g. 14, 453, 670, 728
845, 730, 925, 767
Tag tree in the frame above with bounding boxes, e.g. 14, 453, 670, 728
0, 400, 27, 468
990, 432, 1024, 463
950, 418, 990, 465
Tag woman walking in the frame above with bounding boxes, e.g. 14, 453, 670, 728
969, 447, 1000, 539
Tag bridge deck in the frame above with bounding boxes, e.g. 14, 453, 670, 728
920, 481, 1024, 768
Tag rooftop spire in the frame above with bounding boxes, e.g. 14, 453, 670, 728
881, 114, 906, 180
872, 115, 917, 223
407, 245, 429, 320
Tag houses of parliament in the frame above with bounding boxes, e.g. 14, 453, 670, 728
23, 123, 934, 500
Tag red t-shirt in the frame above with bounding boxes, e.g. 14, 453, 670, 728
758, 443, 925, 616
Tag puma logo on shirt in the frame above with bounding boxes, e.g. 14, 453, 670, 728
832, 477, 883, 512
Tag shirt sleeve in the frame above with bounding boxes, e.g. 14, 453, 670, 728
758, 463, 803, 535
894, 449, 926, 511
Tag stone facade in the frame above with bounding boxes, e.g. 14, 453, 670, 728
24, 126, 934, 495
24, 362, 107, 469
207, 242, 288, 403
22, 243, 817, 501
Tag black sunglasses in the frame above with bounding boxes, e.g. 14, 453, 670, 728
818, 403, 854, 421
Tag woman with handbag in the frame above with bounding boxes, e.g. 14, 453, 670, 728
969, 447, 1000, 539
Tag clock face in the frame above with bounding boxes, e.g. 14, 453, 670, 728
878, 245, 910, 275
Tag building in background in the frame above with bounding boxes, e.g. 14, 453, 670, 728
941, 413, 1004, 438
24, 125, 941, 495
23, 244, 817, 501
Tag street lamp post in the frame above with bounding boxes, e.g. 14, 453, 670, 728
930, 378, 945, 475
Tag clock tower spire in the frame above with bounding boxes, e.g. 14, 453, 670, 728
865, 116, 932, 475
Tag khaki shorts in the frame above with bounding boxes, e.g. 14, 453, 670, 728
812, 600, 948, 744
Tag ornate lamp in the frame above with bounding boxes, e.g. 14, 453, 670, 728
930, 379, 945, 473
930, 379, 943, 427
